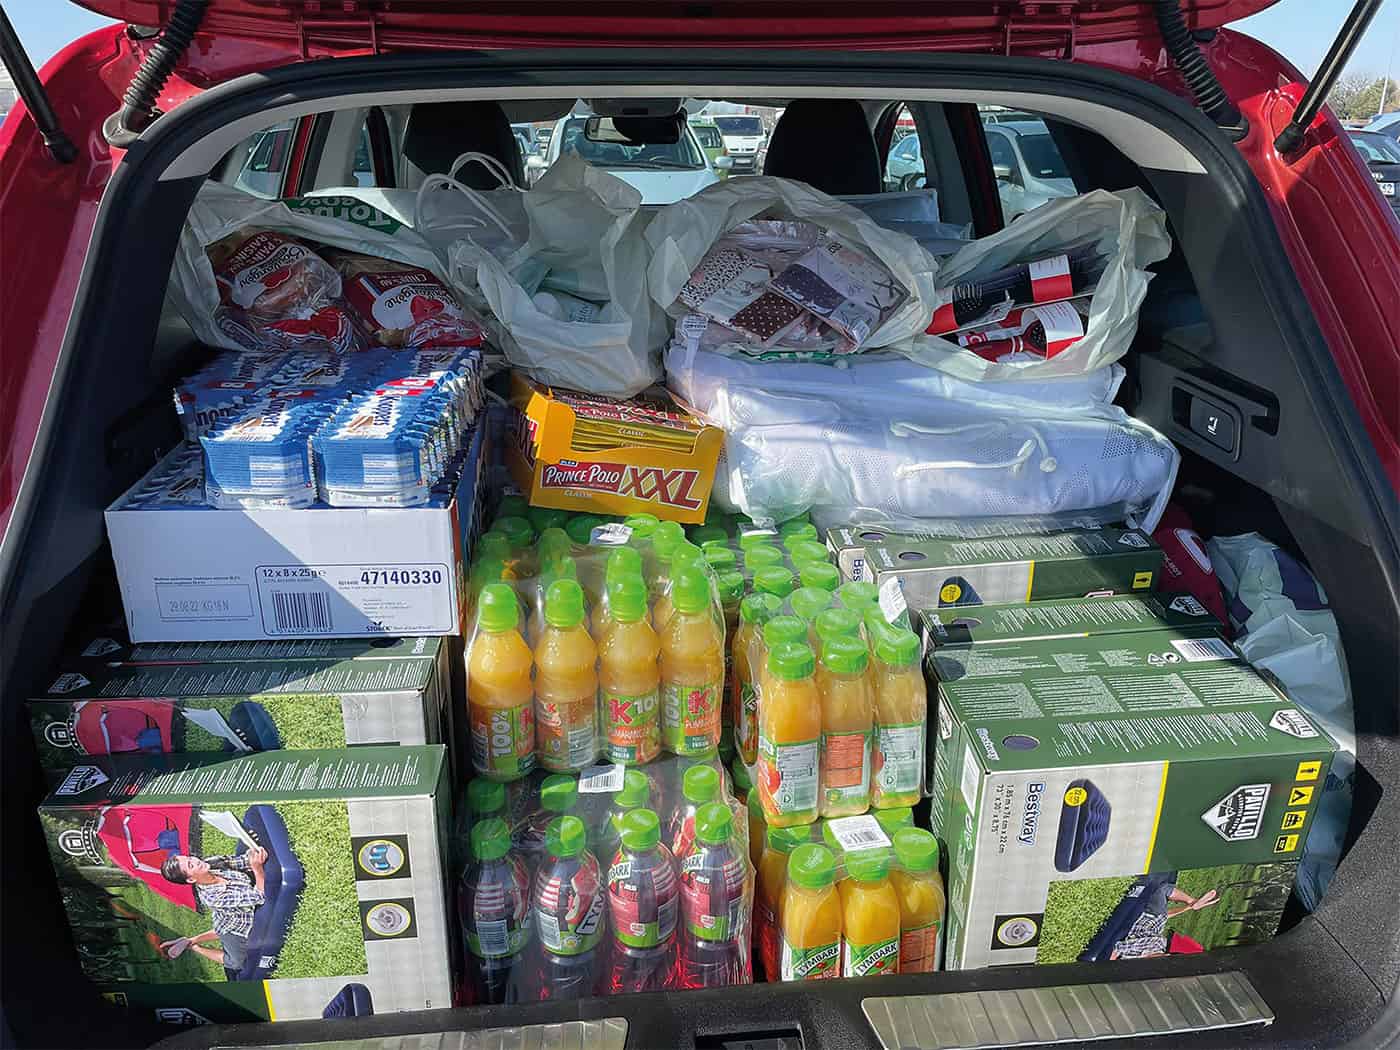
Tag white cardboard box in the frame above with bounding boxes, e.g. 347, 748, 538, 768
107, 429, 483, 642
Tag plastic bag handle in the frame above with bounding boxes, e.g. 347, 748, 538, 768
448, 151, 519, 190
414, 151, 523, 242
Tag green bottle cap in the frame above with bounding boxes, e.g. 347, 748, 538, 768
788, 541, 832, 567
787, 843, 837, 890
779, 519, 818, 540
609, 577, 649, 624
765, 825, 810, 854
874, 808, 915, 836
863, 606, 892, 635
694, 802, 733, 846
672, 567, 712, 615
799, 562, 840, 593
623, 514, 660, 540
814, 607, 862, 644
619, 808, 661, 852
892, 827, 939, 872
789, 586, 833, 624
540, 556, 578, 590
528, 506, 570, 534
738, 531, 779, 552
653, 519, 686, 548
875, 627, 920, 666
606, 545, 644, 583
565, 515, 607, 546
471, 558, 506, 596
753, 567, 796, 598
617, 769, 651, 809
836, 581, 880, 611
682, 764, 720, 805
474, 531, 512, 565
477, 583, 520, 632
689, 524, 729, 546
672, 541, 705, 570
537, 526, 572, 564
740, 593, 784, 625
742, 545, 785, 572
704, 546, 738, 573
546, 815, 587, 857
845, 847, 891, 882
496, 516, 535, 550
767, 641, 815, 681
544, 579, 586, 629
470, 817, 512, 862
497, 495, 531, 520
730, 760, 753, 794
540, 774, 578, 814
716, 570, 746, 604
821, 635, 869, 676
466, 778, 506, 817
762, 615, 807, 649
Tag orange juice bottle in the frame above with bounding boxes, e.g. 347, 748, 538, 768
756, 641, 820, 827
592, 545, 645, 639
756, 825, 808, 982
840, 849, 900, 977
654, 541, 705, 632
818, 636, 873, 818
660, 567, 724, 757
779, 843, 842, 981
527, 556, 579, 648
533, 578, 600, 773
890, 828, 945, 973
799, 561, 841, 594
647, 521, 684, 617
468, 583, 536, 782
869, 626, 926, 809
599, 576, 661, 765
732, 593, 782, 768
752, 567, 796, 602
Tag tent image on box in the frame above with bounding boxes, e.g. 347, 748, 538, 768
1054, 779, 1111, 872
95, 805, 198, 910
1079, 871, 1179, 962
323, 983, 375, 1017
226, 804, 305, 982
70, 701, 177, 755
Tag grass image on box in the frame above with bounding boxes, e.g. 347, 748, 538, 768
921, 593, 1222, 653
928, 627, 1337, 970
858, 527, 1162, 612
38, 746, 451, 1023
29, 653, 448, 776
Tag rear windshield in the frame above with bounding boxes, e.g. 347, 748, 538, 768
714, 116, 763, 136
1018, 133, 1070, 180
557, 118, 705, 170
1352, 133, 1400, 163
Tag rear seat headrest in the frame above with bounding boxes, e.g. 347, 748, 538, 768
763, 100, 882, 196
400, 101, 524, 191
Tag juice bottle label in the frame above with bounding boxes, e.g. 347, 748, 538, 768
603, 688, 660, 763
899, 920, 940, 973
680, 849, 747, 941
536, 696, 598, 772
756, 900, 780, 980
820, 730, 871, 806
872, 721, 924, 799
757, 737, 818, 818
662, 680, 721, 755
735, 679, 759, 765
607, 856, 678, 949
843, 935, 899, 978
470, 700, 535, 779
535, 858, 605, 955
779, 936, 840, 980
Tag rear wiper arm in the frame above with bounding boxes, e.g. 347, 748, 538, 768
0, 4, 76, 163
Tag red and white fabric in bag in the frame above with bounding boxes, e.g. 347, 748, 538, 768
1152, 503, 1230, 632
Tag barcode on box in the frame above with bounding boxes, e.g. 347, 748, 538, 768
269, 590, 333, 634
1170, 637, 1236, 663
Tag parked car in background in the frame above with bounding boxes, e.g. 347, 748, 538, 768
885, 131, 925, 190
689, 119, 731, 176
230, 121, 293, 197
982, 118, 1077, 220
1348, 130, 1400, 217
1365, 110, 1400, 143
511, 123, 535, 160
711, 113, 764, 174
540, 113, 721, 203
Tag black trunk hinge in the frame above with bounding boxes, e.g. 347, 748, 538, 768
296, 3, 383, 60
0, 4, 77, 163
1002, 4, 1078, 61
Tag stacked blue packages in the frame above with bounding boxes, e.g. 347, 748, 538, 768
120, 444, 207, 510
173, 350, 290, 438
201, 389, 343, 509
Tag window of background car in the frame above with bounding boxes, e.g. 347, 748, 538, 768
692, 124, 723, 150
979, 109, 1077, 222
883, 105, 927, 192
220, 120, 294, 198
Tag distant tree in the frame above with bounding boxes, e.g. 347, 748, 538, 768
1329, 73, 1400, 122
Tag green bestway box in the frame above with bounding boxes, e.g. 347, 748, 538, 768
71, 632, 447, 667
858, 527, 1163, 611
39, 745, 452, 1023
30, 652, 448, 776
927, 628, 1336, 971
920, 593, 1223, 652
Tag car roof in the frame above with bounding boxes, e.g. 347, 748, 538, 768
986, 120, 1049, 137
1366, 112, 1400, 131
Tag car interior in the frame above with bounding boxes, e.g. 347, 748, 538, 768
2, 50, 1396, 1050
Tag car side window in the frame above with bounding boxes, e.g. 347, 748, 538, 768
980, 109, 1077, 221
350, 107, 394, 189
221, 120, 294, 198
884, 105, 927, 192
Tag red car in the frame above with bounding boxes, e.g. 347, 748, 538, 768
1, 1, 1398, 1047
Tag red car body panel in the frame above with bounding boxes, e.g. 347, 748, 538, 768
1, 5, 1397, 539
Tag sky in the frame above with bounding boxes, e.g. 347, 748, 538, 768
8, 0, 1400, 80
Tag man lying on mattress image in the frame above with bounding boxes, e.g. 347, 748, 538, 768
1108, 875, 1219, 960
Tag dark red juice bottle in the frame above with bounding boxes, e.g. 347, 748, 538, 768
606, 808, 679, 994
678, 802, 752, 989
532, 815, 606, 1001
459, 817, 532, 1005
